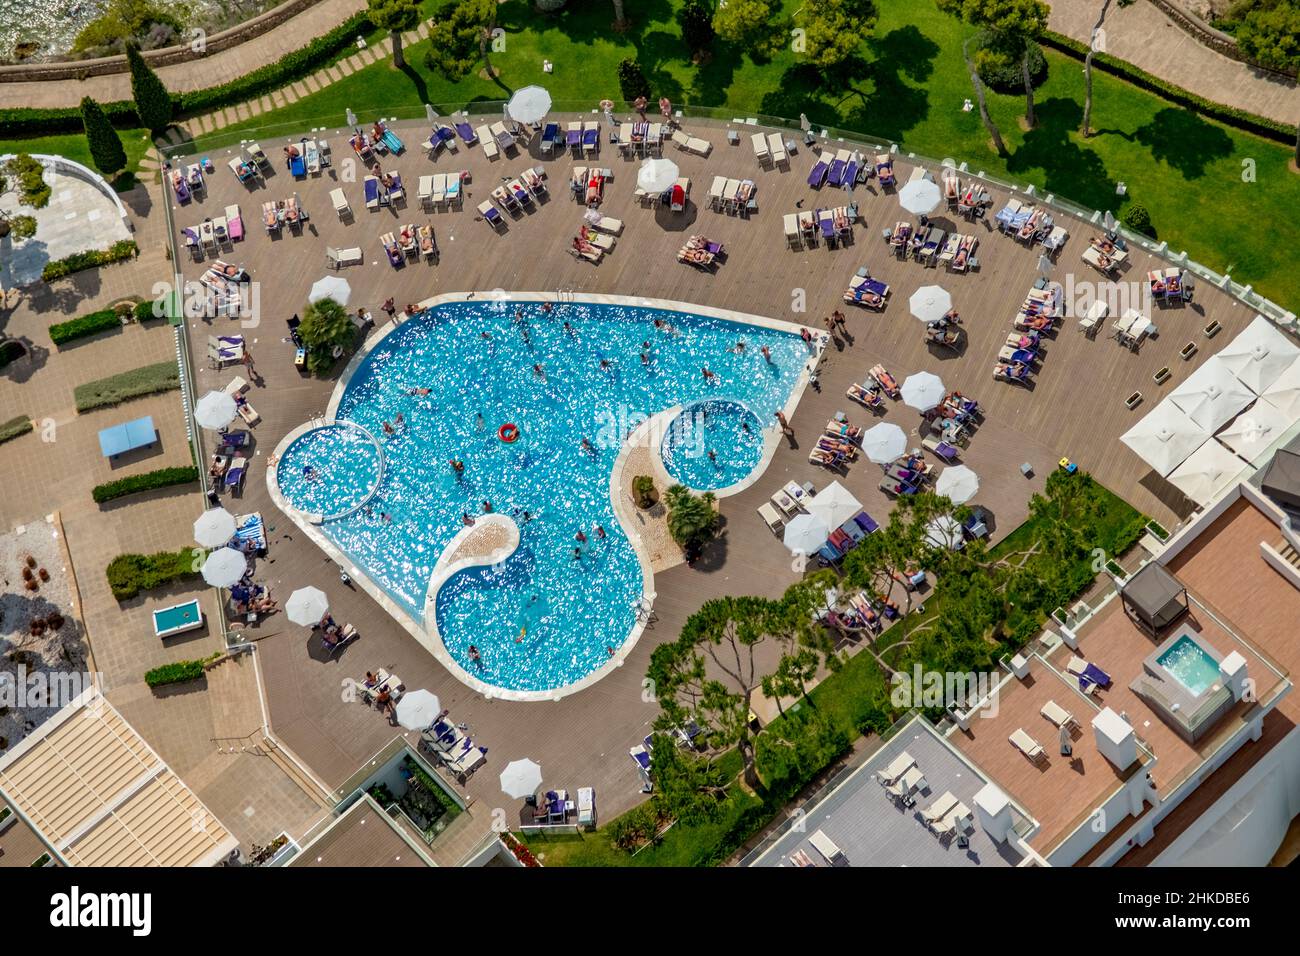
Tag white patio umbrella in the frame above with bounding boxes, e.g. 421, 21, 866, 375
783, 513, 830, 555
805, 479, 863, 530
861, 422, 908, 464
909, 285, 951, 323
1215, 400, 1291, 462
924, 515, 964, 550
637, 157, 679, 194
201, 547, 247, 588
425, 103, 437, 122
346, 108, 357, 128
500, 758, 544, 799
1216, 316, 1300, 394
1167, 439, 1245, 506
1260, 358, 1300, 418
901, 371, 946, 411
507, 85, 552, 124
286, 586, 329, 626
194, 391, 237, 431
1120, 398, 1210, 476
395, 689, 442, 731
1103, 210, 1116, 232
1168, 356, 1256, 433
898, 178, 942, 216
193, 508, 237, 548
935, 465, 980, 504
308, 275, 351, 305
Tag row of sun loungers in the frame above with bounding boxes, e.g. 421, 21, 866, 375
416, 171, 467, 209
669, 128, 712, 156
707, 176, 756, 215
752, 131, 788, 168
617, 121, 663, 156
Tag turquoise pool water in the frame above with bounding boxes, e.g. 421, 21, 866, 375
280, 300, 806, 692
278, 423, 383, 518
1158, 636, 1221, 696
662, 399, 765, 491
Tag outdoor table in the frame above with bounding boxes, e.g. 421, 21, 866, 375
98, 416, 156, 458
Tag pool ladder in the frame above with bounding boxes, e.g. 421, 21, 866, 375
555, 288, 575, 305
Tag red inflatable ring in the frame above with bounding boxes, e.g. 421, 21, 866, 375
498, 423, 520, 443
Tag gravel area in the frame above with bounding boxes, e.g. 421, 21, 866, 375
0, 517, 91, 753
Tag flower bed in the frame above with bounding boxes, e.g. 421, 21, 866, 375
75, 361, 179, 412
42, 239, 138, 283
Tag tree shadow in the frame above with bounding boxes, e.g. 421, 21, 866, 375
831, 27, 940, 143
1131, 108, 1234, 181
1005, 97, 1117, 213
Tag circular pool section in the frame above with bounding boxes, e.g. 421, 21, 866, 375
276, 422, 384, 519
661, 399, 765, 491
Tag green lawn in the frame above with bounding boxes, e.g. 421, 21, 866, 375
187, 0, 1299, 311
1, 128, 153, 188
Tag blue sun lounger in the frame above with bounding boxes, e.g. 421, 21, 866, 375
381, 128, 404, 153
854, 512, 880, 535
582, 123, 600, 150
289, 151, 306, 178
364, 176, 381, 208
844, 158, 860, 186
455, 122, 477, 145
566, 125, 582, 150
828, 158, 846, 187
436, 125, 456, 146
540, 122, 559, 154
98, 415, 157, 458
808, 159, 828, 188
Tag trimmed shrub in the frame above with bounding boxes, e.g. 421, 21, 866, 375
42, 240, 139, 282
74, 361, 180, 412
617, 58, 651, 103
632, 475, 657, 509
145, 658, 211, 688
106, 546, 203, 600
1123, 202, 1155, 238
81, 95, 128, 177
0, 415, 33, 444
92, 465, 199, 503
135, 298, 166, 321
49, 308, 121, 346
125, 43, 173, 133
8, 215, 36, 240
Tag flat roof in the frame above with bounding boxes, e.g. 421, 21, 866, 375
0, 689, 238, 867
753, 717, 1027, 867
290, 798, 432, 867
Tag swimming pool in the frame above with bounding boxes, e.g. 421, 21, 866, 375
278, 422, 383, 519
1157, 636, 1222, 696
276, 297, 809, 695
661, 400, 765, 491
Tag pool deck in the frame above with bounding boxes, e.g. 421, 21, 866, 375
174, 115, 1280, 826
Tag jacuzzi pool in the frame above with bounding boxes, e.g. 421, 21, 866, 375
1157, 635, 1222, 696
661, 399, 765, 491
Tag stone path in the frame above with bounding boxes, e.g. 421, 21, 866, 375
1045, 0, 1299, 127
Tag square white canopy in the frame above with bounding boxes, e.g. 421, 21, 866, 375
1214, 399, 1293, 463
1215, 316, 1300, 394
1168, 356, 1256, 433
1120, 398, 1211, 477
1167, 439, 1245, 506
1259, 356, 1300, 418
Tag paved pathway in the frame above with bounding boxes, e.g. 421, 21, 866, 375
1046, 0, 1299, 127
0, 0, 366, 110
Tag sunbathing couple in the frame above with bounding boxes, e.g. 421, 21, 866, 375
810, 447, 848, 467
680, 246, 712, 264
572, 236, 599, 256
995, 360, 1030, 380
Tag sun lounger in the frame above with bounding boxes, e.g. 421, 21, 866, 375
539, 122, 558, 154
770, 488, 800, 516
949, 235, 977, 272
922, 791, 959, 828
847, 381, 884, 408
454, 121, 477, 145
380, 127, 404, 154
364, 176, 381, 210
304, 139, 320, 175
387, 173, 405, 205
477, 200, 504, 230
566, 121, 582, 153
325, 246, 363, 268
708, 175, 726, 210
261, 200, 280, 231
1066, 655, 1112, 692
227, 156, 256, 183
476, 126, 499, 159
444, 172, 462, 207
683, 134, 711, 155
809, 829, 846, 865
417, 225, 436, 259
245, 143, 269, 169
875, 153, 895, 187
767, 132, 787, 166
670, 178, 689, 212
492, 184, 519, 213
869, 365, 899, 397
784, 213, 802, 249
397, 224, 418, 257
629, 744, 651, 773
758, 501, 785, 534
876, 751, 915, 786
582, 120, 600, 154
380, 232, 402, 267
1010, 728, 1046, 763
1041, 699, 1078, 730
581, 212, 621, 235
751, 131, 770, 165
1042, 224, 1068, 251
418, 175, 434, 208
490, 120, 516, 153
223, 204, 243, 242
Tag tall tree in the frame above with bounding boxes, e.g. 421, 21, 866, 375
713, 0, 779, 53
760, 648, 821, 715
663, 484, 720, 558
646, 734, 729, 826
425, 0, 498, 80
647, 596, 792, 789
678, 0, 716, 59
1081, 0, 1134, 137
124, 42, 172, 135
368, 0, 422, 70
799, 0, 878, 71
939, 0, 1048, 127
80, 96, 127, 178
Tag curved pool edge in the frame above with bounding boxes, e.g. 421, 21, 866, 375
651, 400, 785, 500
289, 292, 827, 702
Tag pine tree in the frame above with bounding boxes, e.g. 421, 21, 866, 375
80, 96, 128, 178
125, 43, 173, 135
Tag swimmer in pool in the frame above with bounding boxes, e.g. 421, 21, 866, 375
482, 500, 493, 513
408, 387, 431, 396
533, 363, 545, 379
475, 412, 485, 431
542, 302, 553, 313
595, 525, 606, 539
580, 437, 593, 454
382, 421, 395, 435
563, 321, 575, 337
468, 645, 482, 667
575, 530, 588, 544
761, 345, 772, 363
708, 450, 717, 464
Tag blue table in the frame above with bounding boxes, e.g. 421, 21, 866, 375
98, 416, 156, 458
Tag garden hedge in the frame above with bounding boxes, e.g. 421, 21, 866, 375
1043, 30, 1295, 145
0, 415, 33, 444
42, 240, 139, 283
75, 361, 180, 412
48, 308, 121, 346
92, 465, 199, 503
135, 298, 166, 321
145, 658, 212, 688
106, 546, 204, 600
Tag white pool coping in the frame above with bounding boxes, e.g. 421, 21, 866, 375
275, 292, 823, 702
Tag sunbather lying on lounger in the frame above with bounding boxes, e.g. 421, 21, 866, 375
995, 361, 1030, 381
847, 381, 884, 407
826, 421, 863, 441
816, 437, 857, 457
810, 448, 846, 467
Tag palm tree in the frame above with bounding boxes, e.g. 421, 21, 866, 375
664, 484, 720, 554
1081, 0, 1134, 137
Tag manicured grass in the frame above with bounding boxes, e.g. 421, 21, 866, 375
194, 0, 1299, 309
0, 129, 153, 187
74, 360, 180, 412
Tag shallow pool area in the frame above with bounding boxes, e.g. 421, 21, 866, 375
280, 297, 808, 695
277, 422, 384, 519
1157, 635, 1222, 696
661, 399, 765, 491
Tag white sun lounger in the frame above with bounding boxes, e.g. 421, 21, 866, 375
1010, 728, 1046, 762
325, 246, 363, 268
1041, 699, 1078, 730
922, 791, 958, 828
331, 188, 351, 218
418, 175, 434, 207
876, 751, 916, 786
757, 502, 784, 534
767, 132, 787, 166
586, 213, 622, 234
809, 829, 846, 865
708, 175, 726, 210
886, 766, 927, 802
476, 126, 499, 159
784, 213, 801, 249
685, 135, 711, 156
751, 131, 770, 165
